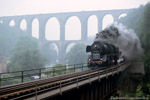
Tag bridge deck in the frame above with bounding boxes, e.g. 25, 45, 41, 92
0, 62, 131, 100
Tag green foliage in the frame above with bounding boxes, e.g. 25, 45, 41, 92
139, 4, 150, 84
135, 85, 144, 97
44, 64, 87, 78
135, 84, 150, 99
147, 84, 150, 98
1, 73, 34, 86
137, 4, 150, 52
0, 24, 24, 58
8, 36, 46, 71
44, 64, 66, 77
66, 66, 75, 74
144, 51, 150, 82
66, 43, 88, 65
40, 44, 57, 65
1, 74, 21, 86
119, 3, 150, 97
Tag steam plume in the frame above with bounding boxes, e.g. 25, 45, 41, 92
94, 23, 144, 60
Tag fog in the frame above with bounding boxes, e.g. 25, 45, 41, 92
0, 0, 148, 66
0, 0, 149, 17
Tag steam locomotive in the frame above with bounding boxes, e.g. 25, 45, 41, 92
86, 41, 121, 68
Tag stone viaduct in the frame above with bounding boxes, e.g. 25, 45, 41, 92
0, 9, 132, 63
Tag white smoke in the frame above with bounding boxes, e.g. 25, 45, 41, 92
94, 23, 144, 60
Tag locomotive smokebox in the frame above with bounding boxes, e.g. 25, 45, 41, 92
86, 46, 91, 52
86, 41, 120, 68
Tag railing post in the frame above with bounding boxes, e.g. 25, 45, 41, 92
105, 68, 108, 79
74, 65, 75, 72
117, 66, 119, 74
21, 71, 24, 82
60, 78, 62, 95
35, 83, 37, 100
76, 74, 79, 89
98, 71, 101, 82
0, 73, 1, 87
65, 65, 66, 74
39, 69, 41, 79
112, 68, 114, 76
53, 67, 55, 76
89, 74, 91, 84
120, 64, 122, 72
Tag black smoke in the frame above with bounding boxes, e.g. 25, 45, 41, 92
94, 23, 144, 60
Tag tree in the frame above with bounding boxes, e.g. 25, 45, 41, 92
8, 36, 46, 71
119, 3, 150, 97
137, 4, 150, 52
40, 44, 57, 65
119, 3, 150, 52
66, 43, 88, 65
136, 4, 150, 83
0, 24, 24, 58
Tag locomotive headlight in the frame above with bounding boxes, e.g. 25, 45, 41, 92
88, 59, 91, 61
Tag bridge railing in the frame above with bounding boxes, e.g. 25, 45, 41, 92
0, 63, 88, 87
0, 62, 130, 100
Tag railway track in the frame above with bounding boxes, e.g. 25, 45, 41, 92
0, 62, 129, 100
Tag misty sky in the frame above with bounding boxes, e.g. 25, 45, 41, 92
0, 0, 149, 17
0, 0, 150, 42
0, 0, 149, 53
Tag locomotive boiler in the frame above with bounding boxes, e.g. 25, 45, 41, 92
86, 41, 120, 68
